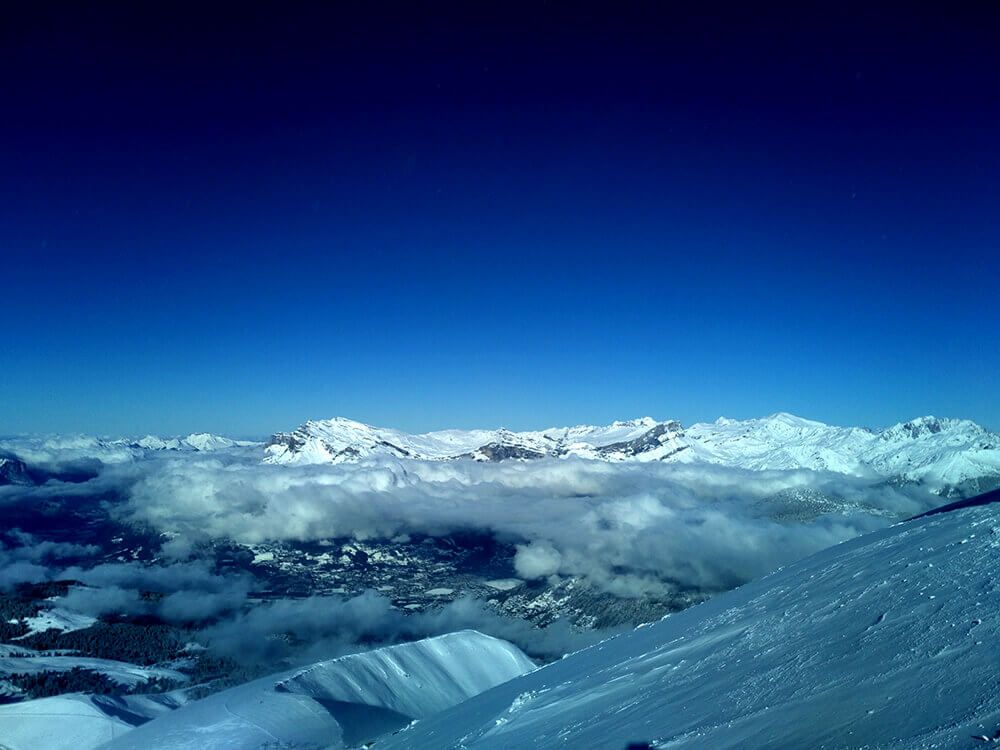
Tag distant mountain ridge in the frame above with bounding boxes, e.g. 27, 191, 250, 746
0, 433, 260, 471
265, 413, 1000, 496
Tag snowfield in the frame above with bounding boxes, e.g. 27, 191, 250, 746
0, 691, 184, 750
97, 630, 535, 749
379, 491, 1000, 749
0, 694, 135, 750
13, 607, 97, 639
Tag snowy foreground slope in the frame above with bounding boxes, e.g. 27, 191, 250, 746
92, 630, 534, 750
265, 413, 1000, 495
0, 691, 183, 750
380, 492, 1000, 750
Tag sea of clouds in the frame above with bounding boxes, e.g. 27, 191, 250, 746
116, 452, 933, 593
0, 441, 939, 664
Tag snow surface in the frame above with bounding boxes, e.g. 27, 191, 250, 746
98, 630, 535, 750
0, 694, 134, 750
376, 492, 1000, 749
0, 691, 186, 750
12, 607, 98, 639
264, 413, 1000, 494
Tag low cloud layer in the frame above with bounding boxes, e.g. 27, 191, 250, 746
198, 590, 612, 665
117, 455, 935, 595
0, 530, 98, 590
48, 561, 607, 662
57, 560, 253, 623
0, 451, 942, 668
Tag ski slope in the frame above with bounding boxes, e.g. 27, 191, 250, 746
98, 630, 535, 750
381, 491, 1000, 749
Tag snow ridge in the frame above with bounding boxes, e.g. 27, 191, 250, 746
98, 630, 535, 750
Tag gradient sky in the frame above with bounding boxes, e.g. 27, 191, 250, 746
2, 4, 998, 437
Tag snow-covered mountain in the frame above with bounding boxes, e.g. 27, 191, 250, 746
264, 416, 679, 464
0, 433, 260, 471
129, 433, 257, 453
94, 630, 534, 750
264, 413, 1000, 495
0, 631, 532, 750
381, 490, 1000, 749
0, 455, 33, 485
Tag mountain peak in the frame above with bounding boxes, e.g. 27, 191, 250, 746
762, 411, 825, 426
610, 417, 658, 428
881, 416, 984, 440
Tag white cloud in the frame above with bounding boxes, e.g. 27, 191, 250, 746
514, 542, 562, 579
0, 451, 945, 670
114, 454, 936, 596
0, 529, 99, 590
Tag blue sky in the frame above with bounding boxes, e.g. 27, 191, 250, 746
2, 4, 997, 436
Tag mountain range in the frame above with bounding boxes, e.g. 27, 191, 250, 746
0, 433, 259, 474
265, 413, 1000, 496
5, 413, 999, 497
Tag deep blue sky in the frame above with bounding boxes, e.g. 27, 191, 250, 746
2, 3, 998, 437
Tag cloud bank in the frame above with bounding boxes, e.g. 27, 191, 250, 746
0, 529, 98, 590
57, 560, 253, 623
0, 451, 943, 669
115, 454, 935, 596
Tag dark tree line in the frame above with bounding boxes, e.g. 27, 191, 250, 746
8, 667, 184, 699
9, 667, 122, 698
21, 622, 185, 665
0, 594, 37, 640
